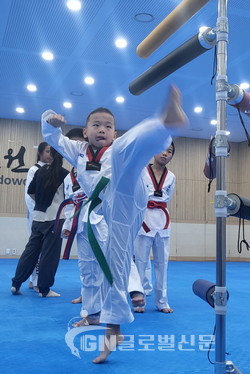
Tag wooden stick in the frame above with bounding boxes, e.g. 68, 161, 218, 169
137, 0, 210, 58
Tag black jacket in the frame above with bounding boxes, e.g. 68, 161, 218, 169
28, 164, 69, 212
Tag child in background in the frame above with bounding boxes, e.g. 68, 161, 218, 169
61, 128, 86, 305
134, 144, 176, 313
41, 85, 187, 362
11, 148, 68, 297
25, 142, 52, 291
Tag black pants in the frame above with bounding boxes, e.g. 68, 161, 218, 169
12, 219, 64, 295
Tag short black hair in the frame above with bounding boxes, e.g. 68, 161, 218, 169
171, 141, 175, 156
65, 128, 84, 140
85, 107, 115, 127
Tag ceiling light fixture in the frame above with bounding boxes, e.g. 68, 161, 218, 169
66, 0, 82, 11
115, 38, 128, 49
116, 96, 125, 103
70, 91, 84, 96
26, 84, 37, 92
84, 76, 95, 85
42, 51, 54, 61
134, 13, 154, 23
16, 107, 25, 113
63, 102, 72, 108
210, 119, 217, 125
194, 106, 203, 113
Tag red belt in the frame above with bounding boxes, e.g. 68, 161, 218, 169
142, 200, 170, 233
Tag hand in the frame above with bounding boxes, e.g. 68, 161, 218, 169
62, 229, 71, 238
48, 114, 66, 127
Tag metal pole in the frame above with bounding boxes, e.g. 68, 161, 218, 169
215, 0, 228, 373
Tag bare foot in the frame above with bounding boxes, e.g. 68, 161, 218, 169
38, 290, 60, 297
134, 306, 145, 313
28, 281, 33, 289
160, 308, 173, 313
162, 85, 188, 128
131, 292, 145, 308
72, 316, 99, 327
92, 324, 124, 364
71, 296, 82, 304
10, 286, 21, 295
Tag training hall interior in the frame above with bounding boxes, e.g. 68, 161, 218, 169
0, 1, 249, 373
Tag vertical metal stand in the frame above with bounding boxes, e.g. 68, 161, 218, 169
214, 0, 228, 373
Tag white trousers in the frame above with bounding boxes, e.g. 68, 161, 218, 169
134, 233, 170, 310
143, 259, 153, 295
99, 118, 172, 324
127, 259, 144, 295
76, 222, 106, 317
76, 224, 143, 317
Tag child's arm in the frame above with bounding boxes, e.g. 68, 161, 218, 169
41, 110, 83, 168
61, 175, 74, 238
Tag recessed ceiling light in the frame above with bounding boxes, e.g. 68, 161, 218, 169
63, 102, 72, 108
134, 13, 154, 23
42, 51, 54, 61
16, 107, 25, 113
210, 119, 217, 125
226, 131, 230, 135
66, 0, 82, 11
115, 38, 128, 49
239, 82, 250, 90
116, 96, 125, 103
194, 106, 203, 113
26, 84, 37, 92
84, 76, 95, 85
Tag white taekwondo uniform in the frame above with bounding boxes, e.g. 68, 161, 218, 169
134, 164, 175, 310
42, 112, 173, 324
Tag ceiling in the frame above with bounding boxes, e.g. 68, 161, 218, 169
0, 0, 249, 142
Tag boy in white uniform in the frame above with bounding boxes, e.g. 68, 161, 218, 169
61, 128, 108, 324
62, 132, 145, 323
41, 85, 187, 363
134, 143, 175, 313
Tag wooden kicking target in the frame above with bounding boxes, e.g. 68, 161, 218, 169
137, 0, 211, 58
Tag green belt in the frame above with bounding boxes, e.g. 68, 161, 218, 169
84, 176, 113, 285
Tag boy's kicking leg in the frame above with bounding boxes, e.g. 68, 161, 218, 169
93, 85, 188, 363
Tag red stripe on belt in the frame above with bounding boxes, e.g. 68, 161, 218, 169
142, 200, 170, 233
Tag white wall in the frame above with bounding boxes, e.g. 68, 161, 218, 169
1, 217, 249, 261
0, 217, 78, 258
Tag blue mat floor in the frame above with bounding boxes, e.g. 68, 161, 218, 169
0, 259, 249, 374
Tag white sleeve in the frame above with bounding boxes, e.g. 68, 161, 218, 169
168, 174, 176, 202
41, 110, 81, 168
24, 166, 37, 213
62, 175, 74, 234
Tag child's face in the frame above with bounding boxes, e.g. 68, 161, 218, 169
84, 112, 116, 148
40, 145, 53, 164
154, 145, 174, 166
